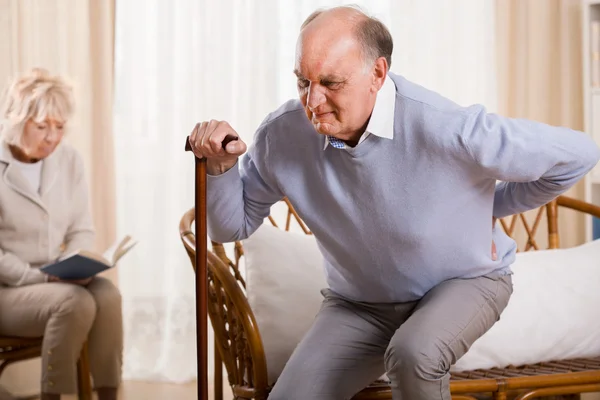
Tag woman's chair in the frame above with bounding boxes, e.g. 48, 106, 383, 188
180, 196, 600, 400
0, 337, 92, 400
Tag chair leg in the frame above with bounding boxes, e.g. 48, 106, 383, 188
76, 342, 93, 400
215, 338, 223, 400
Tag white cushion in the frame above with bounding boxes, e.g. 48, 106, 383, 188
243, 225, 327, 385
243, 224, 600, 384
452, 238, 600, 372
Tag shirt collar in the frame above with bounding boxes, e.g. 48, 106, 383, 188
324, 74, 396, 150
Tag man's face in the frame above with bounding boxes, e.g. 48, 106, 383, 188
294, 32, 378, 143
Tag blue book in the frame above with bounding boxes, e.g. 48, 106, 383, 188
594, 217, 600, 240
41, 235, 137, 280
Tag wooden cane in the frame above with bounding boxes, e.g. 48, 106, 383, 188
185, 137, 208, 399
185, 134, 238, 400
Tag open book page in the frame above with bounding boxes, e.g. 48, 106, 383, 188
58, 235, 137, 266
60, 248, 109, 265
75, 250, 111, 265
102, 235, 138, 265
42, 235, 137, 280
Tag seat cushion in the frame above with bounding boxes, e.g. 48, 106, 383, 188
452, 238, 600, 372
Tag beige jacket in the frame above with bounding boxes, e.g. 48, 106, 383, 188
0, 142, 95, 286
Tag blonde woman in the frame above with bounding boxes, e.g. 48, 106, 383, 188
0, 68, 122, 400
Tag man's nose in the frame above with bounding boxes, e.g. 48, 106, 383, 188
307, 84, 325, 110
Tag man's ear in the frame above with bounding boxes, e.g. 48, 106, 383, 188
372, 57, 388, 91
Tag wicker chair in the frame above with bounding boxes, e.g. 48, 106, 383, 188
179, 195, 600, 400
0, 337, 92, 399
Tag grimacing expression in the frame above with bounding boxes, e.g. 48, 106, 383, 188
294, 30, 381, 143
21, 118, 65, 160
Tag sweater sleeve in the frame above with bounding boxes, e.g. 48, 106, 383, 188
460, 104, 600, 218
0, 248, 47, 286
206, 127, 284, 243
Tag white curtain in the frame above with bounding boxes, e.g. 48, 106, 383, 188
113, 0, 497, 383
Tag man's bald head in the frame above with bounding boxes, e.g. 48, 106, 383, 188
300, 5, 393, 69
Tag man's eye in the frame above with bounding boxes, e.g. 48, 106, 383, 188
37, 125, 46, 130
322, 81, 341, 88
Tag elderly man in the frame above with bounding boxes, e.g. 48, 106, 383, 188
189, 5, 600, 400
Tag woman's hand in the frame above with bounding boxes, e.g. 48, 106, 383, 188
46, 274, 93, 286
66, 277, 93, 286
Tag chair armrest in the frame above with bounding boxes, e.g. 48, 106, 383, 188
557, 196, 600, 219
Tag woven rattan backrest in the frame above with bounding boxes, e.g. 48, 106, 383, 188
179, 209, 269, 397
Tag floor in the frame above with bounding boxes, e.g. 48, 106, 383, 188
11, 382, 217, 400
60, 382, 599, 400
60, 381, 233, 400
10, 381, 600, 400
1, 359, 238, 400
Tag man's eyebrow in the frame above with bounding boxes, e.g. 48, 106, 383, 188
320, 75, 343, 82
293, 70, 343, 82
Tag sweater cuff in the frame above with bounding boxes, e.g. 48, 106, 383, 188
206, 160, 240, 190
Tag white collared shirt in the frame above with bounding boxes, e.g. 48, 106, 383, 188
323, 74, 396, 150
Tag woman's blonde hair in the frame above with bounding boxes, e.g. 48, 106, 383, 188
0, 67, 74, 146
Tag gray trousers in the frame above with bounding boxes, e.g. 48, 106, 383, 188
269, 273, 513, 400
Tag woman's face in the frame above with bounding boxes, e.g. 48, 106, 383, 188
20, 118, 65, 161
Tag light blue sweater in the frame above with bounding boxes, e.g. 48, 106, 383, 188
207, 73, 600, 303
